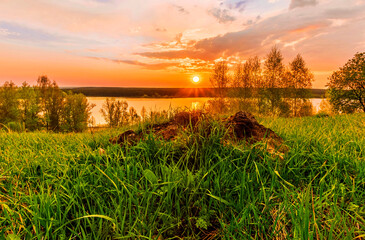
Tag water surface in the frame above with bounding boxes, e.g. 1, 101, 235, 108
88, 97, 211, 125
88, 97, 324, 126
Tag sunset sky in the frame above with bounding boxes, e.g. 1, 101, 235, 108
0, 0, 364, 88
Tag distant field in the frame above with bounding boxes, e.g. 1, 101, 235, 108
64, 87, 326, 98
1, 113, 364, 239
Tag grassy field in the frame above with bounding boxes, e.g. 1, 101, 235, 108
1, 113, 364, 239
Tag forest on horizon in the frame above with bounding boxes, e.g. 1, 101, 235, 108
64, 87, 326, 98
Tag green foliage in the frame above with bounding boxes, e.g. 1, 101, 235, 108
37, 75, 65, 131
0, 76, 94, 132
314, 112, 330, 118
19, 81, 42, 131
62, 92, 95, 132
205, 98, 229, 114
195, 217, 210, 230
1, 113, 364, 239
100, 98, 130, 127
129, 107, 140, 124
297, 100, 314, 117
5, 234, 21, 240
6, 121, 24, 132
0, 81, 20, 124
328, 52, 365, 113
143, 169, 158, 185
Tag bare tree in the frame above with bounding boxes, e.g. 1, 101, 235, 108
210, 61, 230, 98
209, 61, 230, 113
263, 46, 285, 115
233, 57, 261, 112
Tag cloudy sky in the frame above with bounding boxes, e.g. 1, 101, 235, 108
0, 0, 364, 88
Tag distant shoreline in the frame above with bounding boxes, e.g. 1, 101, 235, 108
63, 87, 327, 98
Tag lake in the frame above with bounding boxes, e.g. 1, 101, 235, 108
88, 97, 324, 126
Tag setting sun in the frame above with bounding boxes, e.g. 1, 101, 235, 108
193, 76, 200, 83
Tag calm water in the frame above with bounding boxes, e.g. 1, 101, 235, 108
88, 97, 324, 126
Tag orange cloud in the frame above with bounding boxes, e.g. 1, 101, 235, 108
0, 0, 364, 90
290, 24, 323, 34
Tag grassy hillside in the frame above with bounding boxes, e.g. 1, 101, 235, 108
1, 114, 364, 239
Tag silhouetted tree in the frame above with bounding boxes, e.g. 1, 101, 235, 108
288, 54, 314, 116
233, 56, 262, 112
328, 52, 365, 113
263, 46, 285, 115
210, 61, 230, 113
210, 61, 230, 98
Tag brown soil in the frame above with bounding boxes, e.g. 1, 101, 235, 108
110, 110, 204, 144
224, 111, 288, 153
110, 111, 288, 153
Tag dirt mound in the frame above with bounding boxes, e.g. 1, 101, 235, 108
110, 129, 140, 145
110, 111, 288, 153
173, 111, 203, 127
225, 111, 288, 153
110, 111, 205, 145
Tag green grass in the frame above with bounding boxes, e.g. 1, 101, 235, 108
1, 114, 365, 239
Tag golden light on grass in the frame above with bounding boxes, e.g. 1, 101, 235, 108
193, 76, 200, 83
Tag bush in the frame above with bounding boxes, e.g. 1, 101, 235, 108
7, 121, 25, 132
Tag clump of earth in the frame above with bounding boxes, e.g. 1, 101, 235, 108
110, 111, 288, 154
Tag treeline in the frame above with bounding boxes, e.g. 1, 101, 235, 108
66, 87, 325, 98
210, 46, 315, 117
0, 76, 94, 132
66, 87, 217, 98
0, 76, 158, 131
